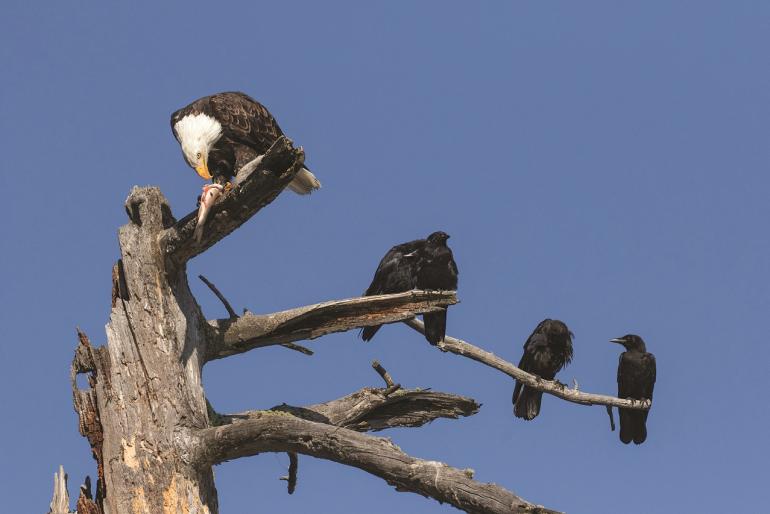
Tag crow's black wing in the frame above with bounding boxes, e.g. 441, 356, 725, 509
364, 239, 423, 296
641, 353, 656, 401
513, 332, 550, 401
617, 352, 651, 400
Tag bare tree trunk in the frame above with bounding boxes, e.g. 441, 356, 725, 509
91, 187, 217, 513
71, 139, 308, 513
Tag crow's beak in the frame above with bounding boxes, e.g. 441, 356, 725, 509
609, 338, 625, 344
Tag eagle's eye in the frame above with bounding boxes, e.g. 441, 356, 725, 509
196, 152, 202, 160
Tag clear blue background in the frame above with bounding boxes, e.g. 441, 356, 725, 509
1, 2, 768, 513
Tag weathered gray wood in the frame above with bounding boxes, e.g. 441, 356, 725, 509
197, 414, 560, 514
198, 274, 314, 356
70, 331, 105, 508
47, 466, 99, 514
205, 291, 457, 362
225, 386, 480, 433
161, 136, 305, 267
405, 318, 652, 411
74, 187, 219, 514
47, 466, 71, 514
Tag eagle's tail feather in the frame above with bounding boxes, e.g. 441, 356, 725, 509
288, 168, 321, 194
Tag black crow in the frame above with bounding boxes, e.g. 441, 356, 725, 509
416, 232, 458, 344
360, 231, 458, 344
611, 334, 656, 444
512, 319, 574, 420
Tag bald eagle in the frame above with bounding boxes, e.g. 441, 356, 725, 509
171, 91, 321, 194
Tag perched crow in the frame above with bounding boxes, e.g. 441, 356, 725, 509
512, 319, 574, 420
360, 231, 458, 344
611, 334, 656, 444
416, 232, 459, 344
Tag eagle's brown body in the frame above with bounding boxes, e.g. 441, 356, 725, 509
171, 91, 320, 194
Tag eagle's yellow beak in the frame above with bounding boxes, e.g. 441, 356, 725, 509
195, 156, 212, 180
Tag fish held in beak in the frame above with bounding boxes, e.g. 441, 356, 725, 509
194, 184, 224, 243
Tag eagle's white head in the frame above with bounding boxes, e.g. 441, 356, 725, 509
174, 113, 223, 180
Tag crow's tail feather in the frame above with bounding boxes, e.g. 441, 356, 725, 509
513, 386, 543, 420
423, 309, 447, 345
360, 325, 381, 342
619, 408, 647, 444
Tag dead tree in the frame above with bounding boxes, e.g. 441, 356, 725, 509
60, 137, 649, 514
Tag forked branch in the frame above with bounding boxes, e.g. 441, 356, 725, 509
205, 291, 457, 362
405, 318, 651, 410
162, 136, 305, 266
197, 413, 559, 514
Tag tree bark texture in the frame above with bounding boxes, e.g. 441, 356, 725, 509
206, 290, 457, 361
82, 186, 218, 514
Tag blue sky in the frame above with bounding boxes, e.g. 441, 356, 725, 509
1, 2, 769, 513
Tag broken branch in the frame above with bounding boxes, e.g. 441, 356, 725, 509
223, 385, 479, 433
606, 406, 616, 431
371, 360, 395, 388
198, 275, 313, 356
198, 274, 237, 318
48, 465, 71, 514
279, 452, 298, 495
205, 290, 457, 362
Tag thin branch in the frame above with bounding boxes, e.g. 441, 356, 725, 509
198, 275, 313, 356
372, 360, 401, 394
371, 360, 395, 388
198, 275, 237, 318
162, 137, 305, 266
279, 452, 298, 495
606, 406, 616, 431
205, 291, 457, 363
279, 342, 314, 356
404, 318, 651, 411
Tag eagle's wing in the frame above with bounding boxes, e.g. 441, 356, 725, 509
209, 92, 283, 153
